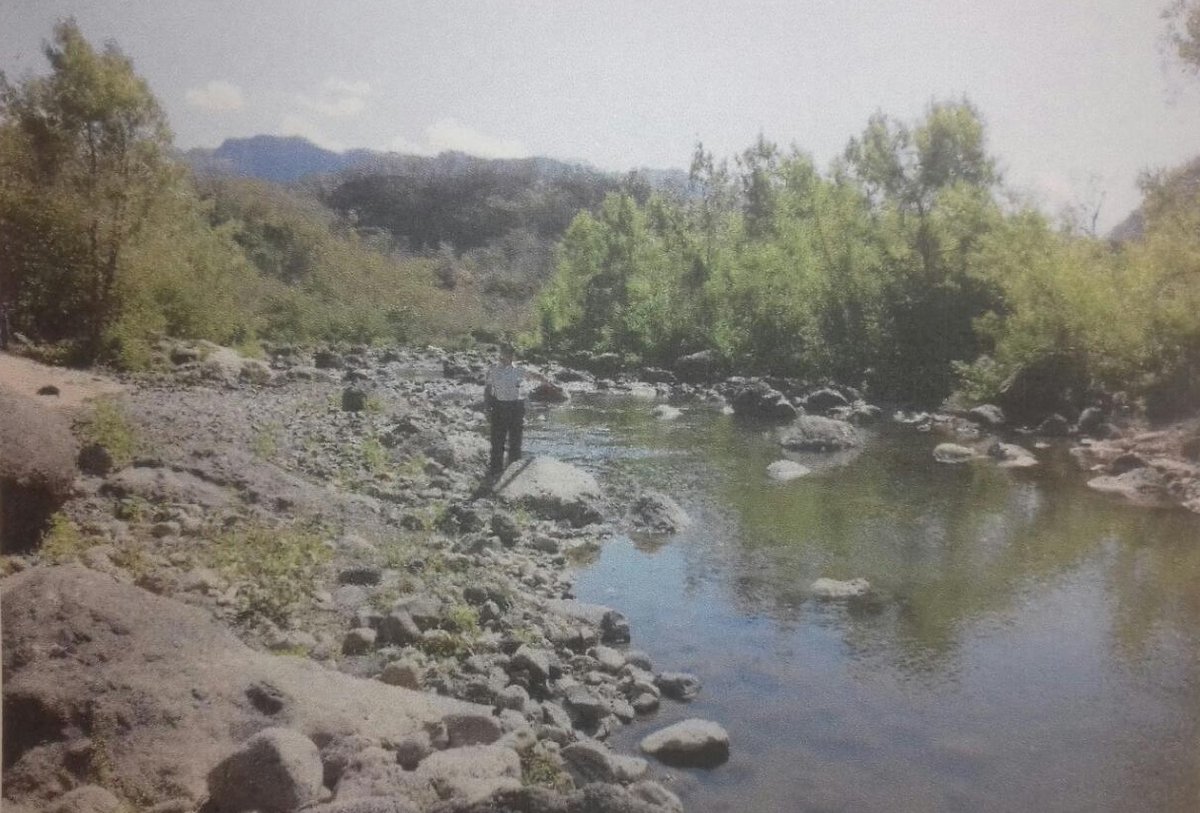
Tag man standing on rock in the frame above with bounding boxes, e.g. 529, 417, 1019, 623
484, 343, 549, 477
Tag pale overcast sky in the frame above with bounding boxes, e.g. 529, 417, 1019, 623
2, 0, 1198, 230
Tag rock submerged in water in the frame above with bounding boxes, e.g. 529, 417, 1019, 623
987, 442, 1038, 468
640, 718, 730, 768
654, 671, 702, 702
630, 491, 690, 534
933, 443, 975, 464
652, 404, 682, 421
777, 415, 860, 452
766, 460, 811, 481
966, 404, 1006, 427
1087, 467, 1177, 508
810, 577, 871, 600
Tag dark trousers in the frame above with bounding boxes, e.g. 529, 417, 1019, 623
489, 400, 525, 474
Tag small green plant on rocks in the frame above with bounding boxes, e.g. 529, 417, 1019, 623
110, 541, 152, 582
114, 496, 151, 523
79, 396, 141, 468
510, 625, 543, 647
368, 585, 403, 612
361, 434, 389, 476
210, 522, 331, 624
418, 628, 472, 659
251, 422, 282, 459
376, 531, 426, 570
520, 749, 573, 793
40, 513, 94, 562
443, 603, 480, 636
395, 454, 428, 482
365, 394, 386, 414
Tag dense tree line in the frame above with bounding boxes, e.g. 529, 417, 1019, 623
322, 157, 625, 252
537, 103, 1200, 412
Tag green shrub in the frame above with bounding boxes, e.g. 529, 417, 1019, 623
79, 397, 140, 468
210, 523, 331, 624
40, 513, 92, 562
520, 750, 573, 792
443, 603, 480, 636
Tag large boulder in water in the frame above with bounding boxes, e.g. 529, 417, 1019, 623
993, 355, 1087, 426
731, 381, 797, 422
639, 719, 730, 768
0, 388, 78, 553
1087, 467, 1176, 508
987, 442, 1038, 468
629, 491, 690, 534
965, 404, 1006, 428
777, 415, 860, 452
811, 577, 871, 599
766, 460, 811, 481
801, 387, 850, 414
494, 457, 602, 526
933, 443, 976, 464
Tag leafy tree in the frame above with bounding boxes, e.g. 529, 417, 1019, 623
842, 100, 1002, 401
1165, 1, 1200, 73
0, 19, 175, 357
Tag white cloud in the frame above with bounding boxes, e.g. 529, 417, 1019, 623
387, 135, 436, 156
185, 80, 245, 112
390, 118, 530, 159
297, 78, 371, 118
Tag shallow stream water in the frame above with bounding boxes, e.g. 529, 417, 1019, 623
525, 394, 1200, 813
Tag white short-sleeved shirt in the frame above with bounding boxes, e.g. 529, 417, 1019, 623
486, 364, 526, 401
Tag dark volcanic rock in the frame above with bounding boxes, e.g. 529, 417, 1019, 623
206, 727, 325, 813
673, 350, 722, 384
1, 389, 78, 553
341, 387, 368, 412
802, 388, 850, 414
731, 381, 797, 422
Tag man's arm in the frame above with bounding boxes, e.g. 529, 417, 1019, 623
483, 368, 496, 408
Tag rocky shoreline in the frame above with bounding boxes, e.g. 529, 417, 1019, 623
3, 341, 1198, 813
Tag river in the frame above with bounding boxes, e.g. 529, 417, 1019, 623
524, 393, 1200, 813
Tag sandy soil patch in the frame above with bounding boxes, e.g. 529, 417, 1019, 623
0, 352, 125, 413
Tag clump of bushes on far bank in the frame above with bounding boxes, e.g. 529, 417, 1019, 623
535, 108, 1200, 414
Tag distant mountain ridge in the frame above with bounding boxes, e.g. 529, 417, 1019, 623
181, 135, 690, 191
182, 135, 374, 182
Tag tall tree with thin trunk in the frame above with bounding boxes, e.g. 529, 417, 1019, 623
0, 19, 174, 357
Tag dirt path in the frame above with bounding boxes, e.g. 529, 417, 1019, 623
0, 351, 125, 414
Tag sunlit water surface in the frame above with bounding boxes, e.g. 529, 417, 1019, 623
522, 395, 1200, 813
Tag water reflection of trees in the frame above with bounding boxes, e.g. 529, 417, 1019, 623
710, 426, 1200, 675
551, 397, 1200, 678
